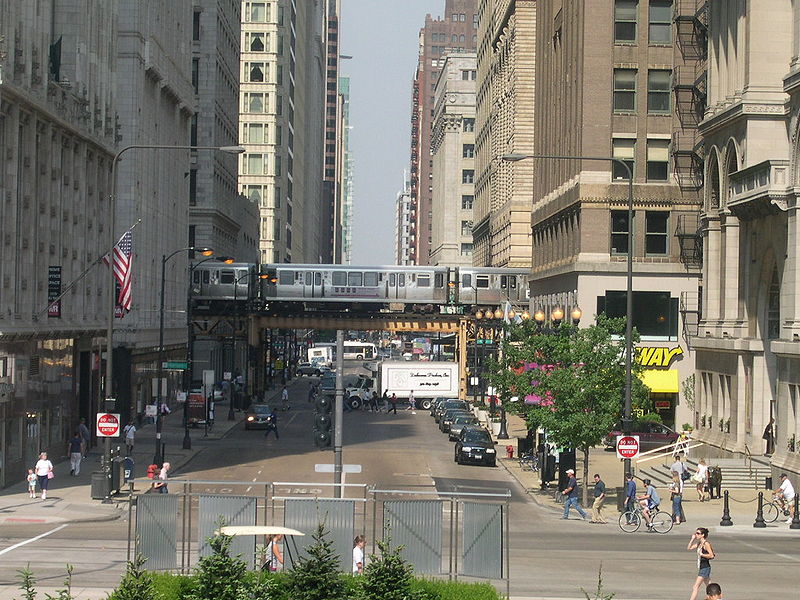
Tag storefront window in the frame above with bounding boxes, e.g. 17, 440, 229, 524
597, 290, 678, 339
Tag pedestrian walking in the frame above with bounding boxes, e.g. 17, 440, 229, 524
370, 391, 380, 412
687, 527, 715, 600
692, 458, 709, 502
352, 535, 366, 574
263, 533, 284, 571
281, 385, 290, 410
561, 468, 588, 520
382, 390, 389, 412
264, 408, 279, 440
590, 473, 607, 523
704, 582, 723, 600
307, 383, 317, 403
361, 389, 371, 411
123, 422, 136, 456
160, 400, 171, 417
68, 432, 83, 476
153, 462, 170, 494
26, 469, 37, 499
406, 392, 415, 411
78, 418, 91, 456
763, 418, 775, 456
672, 453, 687, 479
624, 472, 637, 521
670, 470, 686, 524
34, 452, 53, 500
388, 392, 398, 414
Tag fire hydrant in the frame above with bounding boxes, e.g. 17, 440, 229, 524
506, 445, 514, 459
146, 463, 158, 479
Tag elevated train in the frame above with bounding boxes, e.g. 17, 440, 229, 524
190, 263, 529, 314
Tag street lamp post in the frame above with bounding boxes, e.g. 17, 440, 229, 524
104, 144, 243, 493
502, 152, 635, 482
154, 247, 213, 465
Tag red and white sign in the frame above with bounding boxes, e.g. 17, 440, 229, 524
616, 435, 640, 460
96, 412, 121, 437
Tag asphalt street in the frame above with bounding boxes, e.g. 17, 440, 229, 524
0, 362, 797, 598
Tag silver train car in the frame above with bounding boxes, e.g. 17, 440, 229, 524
190, 262, 257, 311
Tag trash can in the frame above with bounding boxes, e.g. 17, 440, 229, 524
111, 457, 125, 493
91, 472, 108, 500
517, 437, 533, 456
122, 457, 135, 483
766, 476, 773, 490
616, 487, 627, 513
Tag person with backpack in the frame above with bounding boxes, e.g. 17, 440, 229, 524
123, 422, 136, 456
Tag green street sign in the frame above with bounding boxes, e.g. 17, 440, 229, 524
163, 361, 188, 370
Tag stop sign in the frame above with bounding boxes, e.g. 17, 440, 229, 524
96, 413, 121, 437
616, 435, 640, 460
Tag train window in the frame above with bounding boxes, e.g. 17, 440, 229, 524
462, 274, 471, 288
476, 275, 490, 288
348, 272, 363, 286
193, 270, 201, 284
389, 273, 396, 286
315, 272, 322, 285
434, 273, 444, 288
305, 272, 312, 285
202, 270, 210, 284
364, 272, 379, 286
278, 270, 294, 285
398, 274, 406, 287
500, 276, 507, 289
332, 271, 347, 286
220, 270, 235, 284
510, 277, 517, 289
417, 274, 431, 287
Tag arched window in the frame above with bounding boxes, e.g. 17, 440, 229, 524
706, 151, 720, 210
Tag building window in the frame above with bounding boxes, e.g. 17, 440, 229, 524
246, 62, 266, 82
191, 58, 199, 93
275, 155, 281, 177
462, 195, 474, 209
460, 13, 466, 21
463, 118, 475, 132
615, 0, 638, 42
645, 211, 669, 255
461, 243, 473, 256
649, 0, 673, 44
243, 123, 265, 144
647, 69, 671, 113
244, 154, 265, 175
462, 169, 475, 184
243, 92, 266, 113
613, 69, 637, 112
612, 138, 635, 180
246, 32, 266, 52
597, 291, 678, 338
462, 144, 475, 158
245, 2, 268, 23
646, 139, 670, 181
189, 170, 197, 206
190, 114, 198, 146
461, 220, 473, 236
767, 266, 781, 339
192, 11, 201, 41
244, 184, 263, 204
452, 13, 458, 21
610, 210, 631, 255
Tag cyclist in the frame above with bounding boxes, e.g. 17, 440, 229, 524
624, 473, 637, 523
637, 478, 661, 529
773, 473, 796, 523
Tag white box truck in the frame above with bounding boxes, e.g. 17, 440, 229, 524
307, 345, 333, 367
344, 361, 460, 410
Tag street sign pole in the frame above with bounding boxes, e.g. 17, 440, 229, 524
333, 330, 344, 498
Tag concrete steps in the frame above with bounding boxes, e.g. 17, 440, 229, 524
640, 458, 769, 490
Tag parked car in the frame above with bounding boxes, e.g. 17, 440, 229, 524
430, 397, 457, 417
439, 408, 473, 433
449, 415, 480, 441
434, 400, 468, 423
603, 421, 679, 452
245, 404, 273, 430
455, 426, 497, 466
297, 362, 322, 376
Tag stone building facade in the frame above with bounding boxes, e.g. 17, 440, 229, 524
694, 0, 800, 479
430, 54, 477, 266
473, 0, 535, 268
395, 181, 414, 266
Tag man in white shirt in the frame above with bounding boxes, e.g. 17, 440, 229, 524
775, 473, 796, 523
123, 423, 136, 456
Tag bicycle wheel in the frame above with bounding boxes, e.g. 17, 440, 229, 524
762, 502, 780, 523
618, 511, 641, 533
650, 511, 674, 534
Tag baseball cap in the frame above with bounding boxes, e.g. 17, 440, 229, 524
566, 469, 575, 474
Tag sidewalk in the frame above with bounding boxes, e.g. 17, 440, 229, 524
494, 412, 800, 535
0, 378, 312, 526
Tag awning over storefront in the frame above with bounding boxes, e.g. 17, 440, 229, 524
639, 369, 679, 393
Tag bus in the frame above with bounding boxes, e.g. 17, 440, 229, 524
342, 341, 377, 360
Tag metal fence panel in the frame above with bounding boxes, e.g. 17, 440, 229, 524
284, 498, 355, 572
383, 500, 442, 574
136, 494, 178, 570
198, 495, 258, 568
461, 502, 503, 579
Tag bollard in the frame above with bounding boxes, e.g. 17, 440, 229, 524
754, 491, 767, 528
791, 495, 800, 530
720, 490, 733, 526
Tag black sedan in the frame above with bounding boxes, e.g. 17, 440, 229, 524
439, 408, 473, 433
434, 400, 468, 423
245, 404, 273, 430
454, 426, 497, 467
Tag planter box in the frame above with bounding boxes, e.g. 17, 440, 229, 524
490, 421, 501, 436
477, 409, 488, 423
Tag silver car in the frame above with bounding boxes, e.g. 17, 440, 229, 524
449, 415, 480, 441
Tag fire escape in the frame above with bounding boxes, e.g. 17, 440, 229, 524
671, 0, 707, 192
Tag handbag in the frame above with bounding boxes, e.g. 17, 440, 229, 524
681, 470, 691, 482
47, 471, 54, 480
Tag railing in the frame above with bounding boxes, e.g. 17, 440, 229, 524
634, 436, 706, 466
744, 444, 753, 479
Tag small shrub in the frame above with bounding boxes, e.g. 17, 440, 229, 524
16, 565, 37, 600
188, 530, 247, 600
359, 534, 414, 600
44, 565, 75, 600
286, 523, 346, 600
109, 554, 158, 600
581, 564, 614, 600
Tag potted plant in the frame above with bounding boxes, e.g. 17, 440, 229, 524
788, 434, 796, 453
682, 423, 693, 434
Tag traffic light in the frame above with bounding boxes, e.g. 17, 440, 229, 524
314, 395, 332, 448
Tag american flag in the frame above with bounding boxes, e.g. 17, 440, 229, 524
103, 231, 133, 312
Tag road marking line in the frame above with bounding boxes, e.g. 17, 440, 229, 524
734, 538, 800, 562
246, 486, 252, 492
252, 478, 258, 482
0, 524, 68, 557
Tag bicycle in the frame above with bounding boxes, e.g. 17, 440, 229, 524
763, 494, 792, 523
619, 502, 674, 534
517, 452, 539, 472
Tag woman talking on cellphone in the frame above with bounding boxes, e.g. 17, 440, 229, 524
687, 527, 715, 600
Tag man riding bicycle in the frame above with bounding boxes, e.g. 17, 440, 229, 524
773, 473, 796, 523
638, 478, 661, 528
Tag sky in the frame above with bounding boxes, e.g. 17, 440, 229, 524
339, 1, 441, 265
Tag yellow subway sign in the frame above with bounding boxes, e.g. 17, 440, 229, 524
636, 346, 683, 368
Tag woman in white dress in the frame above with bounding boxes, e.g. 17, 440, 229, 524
693, 458, 709, 502
34, 452, 53, 500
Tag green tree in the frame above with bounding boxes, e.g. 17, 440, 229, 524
189, 530, 248, 600
488, 315, 649, 505
359, 533, 415, 600
109, 554, 159, 600
286, 523, 346, 600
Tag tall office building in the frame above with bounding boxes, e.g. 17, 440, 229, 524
473, 0, 535, 268
395, 180, 414, 266
239, 0, 326, 264
408, 0, 478, 265
430, 54, 477, 266
694, 0, 800, 478
0, 0, 118, 487
525, 1, 703, 429
322, 0, 342, 263
189, 1, 259, 263
339, 75, 354, 264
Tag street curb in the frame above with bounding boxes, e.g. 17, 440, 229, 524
0, 509, 122, 526
496, 458, 563, 515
